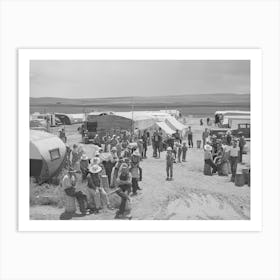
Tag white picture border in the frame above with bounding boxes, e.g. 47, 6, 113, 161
18, 48, 262, 232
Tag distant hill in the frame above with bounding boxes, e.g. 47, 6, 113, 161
30, 93, 250, 107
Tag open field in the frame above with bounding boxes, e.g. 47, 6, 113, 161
30, 117, 250, 220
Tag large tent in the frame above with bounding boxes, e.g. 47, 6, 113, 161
155, 121, 175, 136
114, 111, 155, 131
165, 116, 186, 132
30, 130, 67, 183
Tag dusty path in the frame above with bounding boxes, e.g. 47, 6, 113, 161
30, 146, 250, 220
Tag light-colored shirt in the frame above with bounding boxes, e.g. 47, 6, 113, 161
230, 146, 240, 157
204, 150, 212, 160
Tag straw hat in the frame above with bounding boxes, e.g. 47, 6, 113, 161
167, 147, 172, 151
120, 163, 129, 171
111, 147, 117, 152
88, 164, 102, 174
132, 151, 140, 157
81, 154, 89, 160
204, 144, 212, 151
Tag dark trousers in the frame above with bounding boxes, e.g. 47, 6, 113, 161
177, 150, 182, 162
239, 148, 243, 163
182, 151, 187, 161
230, 156, 238, 181
166, 163, 173, 178
132, 178, 139, 194
188, 137, 193, 148
116, 187, 129, 215
205, 159, 217, 173
75, 191, 87, 214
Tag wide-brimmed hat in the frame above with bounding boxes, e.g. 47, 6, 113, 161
132, 151, 140, 157
81, 154, 89, 160
204, 144, 212, 151
167, 147, 172, 151
120, 163, 129, 171
111, 147, 117, 152
88, 164, 102, 174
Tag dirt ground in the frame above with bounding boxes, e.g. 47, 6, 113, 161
30, 118, 250, 220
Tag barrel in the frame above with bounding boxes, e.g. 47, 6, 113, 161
235, 173, 245, 187
242, 168, 249, 185
204, 162, 212, 176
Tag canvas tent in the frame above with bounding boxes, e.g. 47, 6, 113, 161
114, 111, 155, 131
165, 116, 186, 132
30, 130, 67, 183
155, 121, 175, 136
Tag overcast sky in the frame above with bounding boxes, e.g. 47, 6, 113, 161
30, 60, 250, 98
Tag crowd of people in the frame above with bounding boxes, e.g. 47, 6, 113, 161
59, 121, 248, 220
203, 129, 247, 182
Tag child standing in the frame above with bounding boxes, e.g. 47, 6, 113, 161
166, 147, 175, 181
177, 143, 182, 163
182, 142, 188, 162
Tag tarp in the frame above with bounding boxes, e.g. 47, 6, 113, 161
165, 116, 186, 132
155, 122, 175, 135
114, 111, 155, 130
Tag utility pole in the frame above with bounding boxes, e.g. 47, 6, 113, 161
131, 97, 134, 136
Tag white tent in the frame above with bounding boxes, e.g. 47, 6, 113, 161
165, 116, 186, 132
114, 111, 155, 130
155, 121, 175, 136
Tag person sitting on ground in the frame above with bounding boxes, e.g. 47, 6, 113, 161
115, 164, 132, 219
88, 162, 113, 211
182, 142, 188, 162
166, 147, 175, 181
204, 142, 217, 174
87, 164, 102, 213
60, 169, 87, 219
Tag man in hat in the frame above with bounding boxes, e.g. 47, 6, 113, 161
204, 142, 217, 174
229, 139, 240, 182
59, 127, 67, 143
115, 163, 132, 219
187, 127, 193, 148
238, 133, 246, 163
130, 151, 142, 195
202, 128, 210, 147
166, 147, 175, 181
60, 169, 87, 219
80, 153, 90, 179
88, 163, 113, 210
